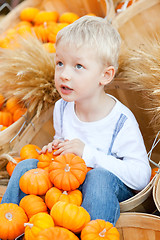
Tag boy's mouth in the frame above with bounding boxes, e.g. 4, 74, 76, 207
61, 85, 72, 90
60, 85, 73, 94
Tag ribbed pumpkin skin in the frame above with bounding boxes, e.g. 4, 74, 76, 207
37, 150, 57, 169
45, 186, 82, 209
48, 153, 87, 191
24, 212, 54, 240
19, 168, 53, 195
37, 226, 79, 240
19, 194, 48, 219
0, 203, 28, 240
81, 219, 120, 240
50, 201, 90, 233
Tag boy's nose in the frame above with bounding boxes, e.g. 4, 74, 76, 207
60, 67, 71, 81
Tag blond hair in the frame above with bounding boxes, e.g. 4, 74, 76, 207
56, 16, 121, 70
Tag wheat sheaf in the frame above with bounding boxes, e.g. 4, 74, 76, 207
0, 36, 59, 116
115, 35, 160, 132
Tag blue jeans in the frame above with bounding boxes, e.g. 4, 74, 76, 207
80, 168, 134, 226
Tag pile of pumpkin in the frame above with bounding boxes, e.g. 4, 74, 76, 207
0, 93, 27, 131
0, 7, 95, 53
0, 144, 120, 240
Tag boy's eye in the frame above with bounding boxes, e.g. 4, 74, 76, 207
57, 61, 63, 67
76, 64, 83, 69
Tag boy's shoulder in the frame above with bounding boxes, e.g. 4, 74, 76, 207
109, 94, 138, 125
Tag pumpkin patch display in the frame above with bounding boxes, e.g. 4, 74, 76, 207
19, 194, 48, 219
0, 203, 28, 240
81, 219, 120, 240
19, 168, 53, 195
45, 186, 83, 209
37, 226, 79, 240
24, 212, 54, 240
50, 201, 91, 233
49, 153, 87, 191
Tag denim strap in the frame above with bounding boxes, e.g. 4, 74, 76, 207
108, 113, 127, 155
60, 99, 68, 135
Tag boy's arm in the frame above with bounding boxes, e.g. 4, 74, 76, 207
82, 125, 151, 191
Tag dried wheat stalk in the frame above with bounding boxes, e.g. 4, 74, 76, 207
0, 36, 60, 116
115, 35, 160, 132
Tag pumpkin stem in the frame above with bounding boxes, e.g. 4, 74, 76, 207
65, 164, 70, 172
99, 228, 106, 237
24, 223, 34, 228
5, 212, 13, 221
62, 191, 68, 195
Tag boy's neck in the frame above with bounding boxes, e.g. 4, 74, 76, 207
74, 93, 116, 122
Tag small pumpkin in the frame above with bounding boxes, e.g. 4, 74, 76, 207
24, 212, 54, 240
37, 150, 57, 169
20, 144, 41, 160
43, 42, 56, 53
81, 219, 120, 240
0, 203, 28, 240
6, 96, 22, 114
19, 194, 48, 219
59, 12, 79, 24
20, 7, 40, 22
0, 93, 4, 109
50, 201, 90, 233
19, 168, 53, 195
150, 167, 159, 181
45, 187, 82, 209
13, 107, 27, 122
37, 226, 79, 240
48, 23, 69, 43
33, 11, 59, 25
0, 111, 13, 127
6, 157, 22, 176
49, 153, 87, 191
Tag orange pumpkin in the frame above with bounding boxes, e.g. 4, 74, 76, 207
150, 167, 159, 180
48, 23, 69, 43
49, 153, 87, 191
37, 226, 79, 240
0, 126, 7, 131
37, 150, 57, 169
0, 111, 13, 126
20, 194, 48, 219
19, 168, 53, 195
0, 94, 4, 109
59, 12, 79, 24
81, 219, 120, 240
33, 11, 59, 25
24, 212, 54, 240
6, 96, 22, 114
6, 157, 22, 176
20, 144, 41, 160
45, 187, 82, 209
20, 7, 40, 22
0, 203, 28, 240
13, 107, 27, 122
43, 42, 56, 53
50, 201, 90, 233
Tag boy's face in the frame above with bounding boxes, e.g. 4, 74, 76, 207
54, 43, 106, 104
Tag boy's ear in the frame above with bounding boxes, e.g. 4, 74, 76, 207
100, 66, 115, 86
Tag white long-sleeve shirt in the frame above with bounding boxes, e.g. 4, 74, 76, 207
53, 95, 151, 191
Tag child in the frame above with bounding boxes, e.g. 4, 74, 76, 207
2, 16, 151, 226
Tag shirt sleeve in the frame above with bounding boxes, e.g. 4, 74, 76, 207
82, 121, 151, 191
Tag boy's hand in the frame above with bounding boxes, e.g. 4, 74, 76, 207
39, 139, 65, 154
53, 138, 85, 157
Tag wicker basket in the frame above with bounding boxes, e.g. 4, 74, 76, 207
116, 212, 160, 240
153, 172, 160, 212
